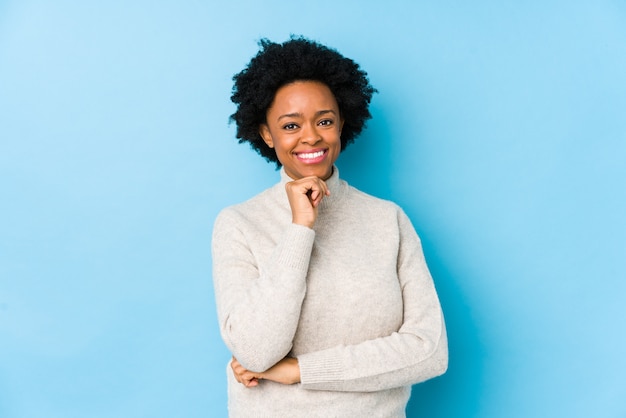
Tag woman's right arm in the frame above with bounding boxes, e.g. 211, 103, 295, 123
212, 208, 315, 373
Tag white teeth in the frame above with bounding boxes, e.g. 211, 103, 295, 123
298, 151, 324, 159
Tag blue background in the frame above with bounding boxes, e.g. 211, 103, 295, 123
1, 1, 625, 417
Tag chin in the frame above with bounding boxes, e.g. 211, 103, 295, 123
315, 167, 334, 180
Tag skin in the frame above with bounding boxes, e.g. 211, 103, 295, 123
231, 80, 344, 388
260, 80, 344, 229
231, 356, 300, 388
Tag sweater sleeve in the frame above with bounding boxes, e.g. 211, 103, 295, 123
212, 208, 315, 372
297, 208, 448, 392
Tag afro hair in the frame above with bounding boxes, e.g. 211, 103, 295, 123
230, 36, 377, 166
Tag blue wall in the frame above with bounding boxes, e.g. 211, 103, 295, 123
1, 1, 625, 417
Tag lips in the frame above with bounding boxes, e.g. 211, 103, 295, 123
294, 149, 328, 164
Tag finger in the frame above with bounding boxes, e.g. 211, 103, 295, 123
231, 357, 248, 384
309, 188, 320, 203
242, 371, 260, 387
231, 359, 243, 373
310, 179, 329, 205
315, 178, 329, 198
313, 185, 327, 206
289, 177, 328, 197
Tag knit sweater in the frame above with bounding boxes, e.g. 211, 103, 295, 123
212, 167, 447, 418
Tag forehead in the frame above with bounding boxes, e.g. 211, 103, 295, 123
269, 80, 338, 112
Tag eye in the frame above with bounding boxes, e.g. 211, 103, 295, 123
318, 119, 334, 127
283, 123, 299, 130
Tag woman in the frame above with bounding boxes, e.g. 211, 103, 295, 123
212, 36, 447, 417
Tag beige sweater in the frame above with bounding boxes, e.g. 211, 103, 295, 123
212, 167, 447, 417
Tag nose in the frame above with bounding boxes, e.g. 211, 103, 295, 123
300, 122, 321, 145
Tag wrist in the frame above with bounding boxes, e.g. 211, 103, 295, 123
292, 218, 314, 229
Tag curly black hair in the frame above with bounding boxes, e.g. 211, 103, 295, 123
230, 36, 377, 166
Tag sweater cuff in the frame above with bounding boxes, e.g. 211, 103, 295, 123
297, 350, 344, 389
273, 223, 316, 272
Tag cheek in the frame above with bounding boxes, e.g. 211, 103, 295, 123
273, 135, 295, 154
333, 130, 342, 146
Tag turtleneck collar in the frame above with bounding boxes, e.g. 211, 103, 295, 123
277, 165, 346, 211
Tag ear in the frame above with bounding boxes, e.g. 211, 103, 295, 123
259, 124, 274, 148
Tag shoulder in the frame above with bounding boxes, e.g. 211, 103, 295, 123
213, 183, 286, 230
343, 182, 418, 234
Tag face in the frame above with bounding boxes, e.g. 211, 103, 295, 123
259, 80, 343, 180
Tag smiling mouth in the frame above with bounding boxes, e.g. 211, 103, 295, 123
295, 149, 327, 163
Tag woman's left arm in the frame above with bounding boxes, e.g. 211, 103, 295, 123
295, 208, 448, 392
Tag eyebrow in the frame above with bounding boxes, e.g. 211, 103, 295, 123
277, 109, 337, 121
